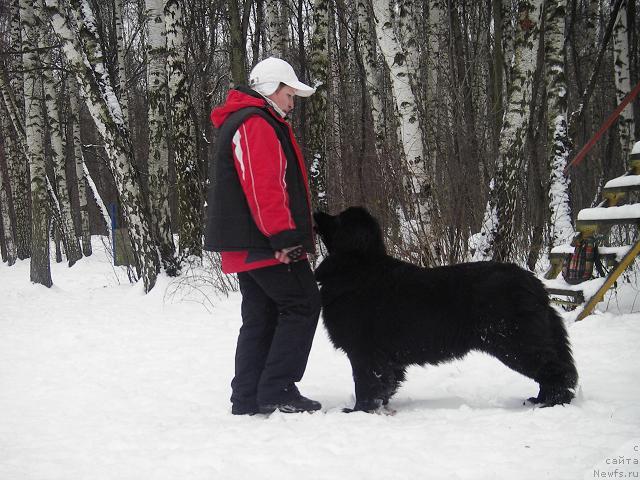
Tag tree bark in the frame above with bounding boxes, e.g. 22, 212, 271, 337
68, 77, 92, 256
471, 0, 542, 262
265, 0, 289, 58
545, 0, 574, 248
227, 0, 252, 86
146, 0, 177, 273
613, 0, 635, 161
41, 41, 83, 266
356, 0, 385, 158
1, 13, 30, 260
307, 0, 329, 210
372, 0, 441, 265
22, 0, 52, 287
0, 119, 17, 266
114, 0, 130, 126
166, 0, 203, 259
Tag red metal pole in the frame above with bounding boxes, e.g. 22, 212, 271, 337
565, 79, 640, 173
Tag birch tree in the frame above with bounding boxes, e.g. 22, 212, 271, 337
545, 0, 573, 248
42, 44, 83, 266
396, 0, 426, 133
146, 0, 176, 272
471, 0, 542, 262
166, 0, 202, 259
0, 123, 17, 266
326, 10, 345, 208
22, 0, 52, 287
45, 0, 160, 292
426, 0, 445, 167
114, 0, 130, 126
227, 0, 252, 85
68, 77, 92, 256
9, 0, 24, 114
372, 0, 440, 265
307, 0, 329, 210
356, 0, 386, 158
489, 0, 506, 154
265, 0, 289, 58
5, 1, 30, 260
613, 0, 635, 161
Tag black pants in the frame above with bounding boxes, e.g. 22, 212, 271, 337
231, 261, 321, 409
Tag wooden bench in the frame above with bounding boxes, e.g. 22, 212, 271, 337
602, 174, 640, 206
629, 150, 640, 174
544, 245, 625, 280
546, 287, 585, 308
575, 204, 640, 236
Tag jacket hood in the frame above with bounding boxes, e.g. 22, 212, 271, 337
210, 87, 267, 128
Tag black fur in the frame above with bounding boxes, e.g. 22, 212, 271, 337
314, 207, 578, 412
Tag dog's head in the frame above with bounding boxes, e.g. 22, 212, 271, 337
313, 207, 386, 256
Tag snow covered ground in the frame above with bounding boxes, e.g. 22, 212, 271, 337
1, 239, 639, 480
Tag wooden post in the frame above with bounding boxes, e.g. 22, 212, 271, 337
577, 239, 640, 320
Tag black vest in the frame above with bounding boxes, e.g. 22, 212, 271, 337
204, 104, 313, 253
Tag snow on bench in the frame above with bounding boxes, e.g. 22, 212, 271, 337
549, 244, 632, 260
603, 174, 640, 189
577, 204, 640, 222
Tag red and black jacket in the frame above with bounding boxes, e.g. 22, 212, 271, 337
204, 87, 314, 273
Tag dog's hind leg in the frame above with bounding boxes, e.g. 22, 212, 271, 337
381, 366, 407, 406
478, 303, 578, 406
529, 310, 578, 406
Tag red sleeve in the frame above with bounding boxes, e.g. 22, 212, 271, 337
231, 115, 296, 239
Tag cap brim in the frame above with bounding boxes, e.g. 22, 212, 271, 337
285, 80, 315, 97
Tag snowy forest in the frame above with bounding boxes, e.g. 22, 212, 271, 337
0, 0, 639, 292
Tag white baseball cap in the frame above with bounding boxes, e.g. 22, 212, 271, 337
249, 57, 315, 97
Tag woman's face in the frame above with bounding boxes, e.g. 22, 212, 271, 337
268, 85, 296, 115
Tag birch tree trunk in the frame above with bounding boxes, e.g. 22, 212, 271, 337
613, 0, 635, 161
356, 0, 385, 158
42, 43, 83, 266
545, 0, 574, 248
372, 0, 440, 265
490, 0, 505, 157
227, 0, 251, 85
265, 0, 289, 58
327, 10, 345, 209
307, 0, 329, 210
114, 0, 130, 126
6, 1, 30, 260
0, 107, 26, 263
68, 77, 92, 256
45, 0, 160, 292
471, 0, 542, 262
10, 0, 24, 114
166, 0, 202, 259
1, 63, 78, 266
146, 0, 177, 272
425, 0, 445, 166
0, 122, 17, 266
22, 0, 52, 287
396, 0, 426, 137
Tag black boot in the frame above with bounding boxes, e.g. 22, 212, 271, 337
231, 403, 259, 415
258, 395, 322, 414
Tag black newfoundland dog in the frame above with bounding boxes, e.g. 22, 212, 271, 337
314, 207, 578, 412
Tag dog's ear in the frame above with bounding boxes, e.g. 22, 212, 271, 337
313, 211, 337, 234
313, 211, 339, 251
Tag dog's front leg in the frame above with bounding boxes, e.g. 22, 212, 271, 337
346, 354, 384, 413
